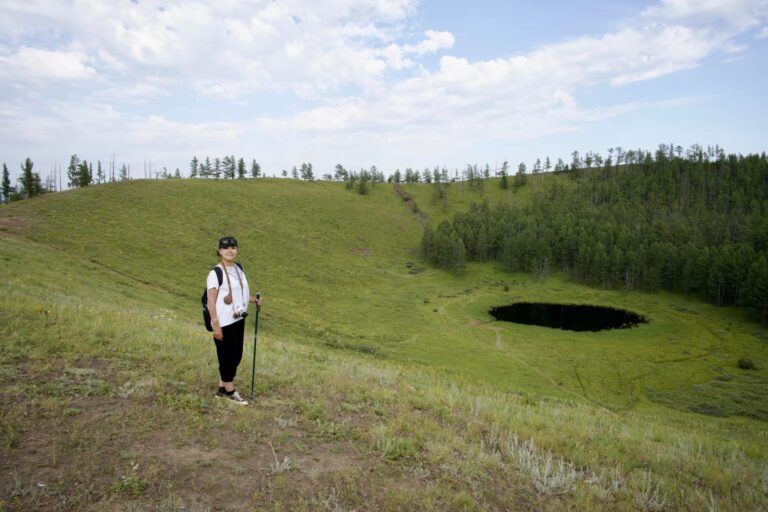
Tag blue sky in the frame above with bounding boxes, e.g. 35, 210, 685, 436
1, 0, 767, 183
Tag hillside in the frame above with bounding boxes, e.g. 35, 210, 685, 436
1, 178, 767, 510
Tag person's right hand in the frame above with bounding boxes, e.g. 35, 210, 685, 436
213, 326, 223, 340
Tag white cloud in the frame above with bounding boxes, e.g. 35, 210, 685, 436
0, 47, 96, 81
0, 0, 766, 179
405, 30, 455, 55
258, 0, 767, 154
2, 0, 759, 104
275, 22, 723, 145
380, 30, 455, 70
758, 26, 768, 38
642, 0, 768, 28
0, 0, 429, 99
0, 97, 242, 168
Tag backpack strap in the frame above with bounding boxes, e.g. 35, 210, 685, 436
202, 266, 224, 308
213, 263, 242, 286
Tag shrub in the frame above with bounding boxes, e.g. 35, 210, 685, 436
737, 358, 757, 370
110, 475, 148, 497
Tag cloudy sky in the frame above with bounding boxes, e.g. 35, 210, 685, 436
1, 0, 767, 181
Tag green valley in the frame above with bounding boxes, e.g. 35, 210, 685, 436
1, 176, 766, 511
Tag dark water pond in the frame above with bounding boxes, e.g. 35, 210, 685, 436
489, 302, 647, 332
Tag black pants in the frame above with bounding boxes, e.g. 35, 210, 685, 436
214, 319, 245, 382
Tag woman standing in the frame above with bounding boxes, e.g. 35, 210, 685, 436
207, 236, 261, 405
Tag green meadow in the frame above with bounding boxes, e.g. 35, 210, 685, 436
1, 178, 767, 510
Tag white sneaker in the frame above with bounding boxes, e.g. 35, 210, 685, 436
224, 390, 248, 406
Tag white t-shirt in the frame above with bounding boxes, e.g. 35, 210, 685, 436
207, 263, 250, 328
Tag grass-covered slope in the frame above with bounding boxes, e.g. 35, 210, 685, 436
1, 178, 767, 510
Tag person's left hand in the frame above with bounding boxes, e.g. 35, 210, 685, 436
250, 296, 263, 307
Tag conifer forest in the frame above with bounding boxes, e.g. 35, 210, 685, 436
421, 146, 768, 324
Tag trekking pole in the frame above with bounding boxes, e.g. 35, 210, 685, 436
249, 292, 261, 401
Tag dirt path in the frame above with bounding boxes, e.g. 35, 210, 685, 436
392, 183, 429, 226
471, 321, 600, 407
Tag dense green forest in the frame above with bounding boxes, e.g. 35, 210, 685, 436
422, 146, 768, 324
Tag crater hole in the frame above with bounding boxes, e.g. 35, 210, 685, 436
489, 302, 647, 332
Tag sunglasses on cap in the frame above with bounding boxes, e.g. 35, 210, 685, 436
218, 236, 238, 248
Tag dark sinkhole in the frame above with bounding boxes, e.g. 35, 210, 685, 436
489, 302, 647, 332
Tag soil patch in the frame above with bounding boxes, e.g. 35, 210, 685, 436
0, 215, 31, 235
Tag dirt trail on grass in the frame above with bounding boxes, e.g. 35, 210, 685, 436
490, 324, 504, 349
443, 291, 612, 411
472, 321, 601, 407
392, 183, 429, 226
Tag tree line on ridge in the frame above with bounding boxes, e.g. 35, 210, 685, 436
422, 145, 768, 325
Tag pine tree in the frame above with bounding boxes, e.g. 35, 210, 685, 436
300, 162, 314, 180
67, 154, 80, 188
449, 231, 466, 272
356, 174, 369, 195
570, 150, 581, 169
96, 161, 105, 183
119, 163, 130, 181
222, 156, 234, 179
213, 158, 222, 179
746, 254, 768, 325
190, 156, 199, 178
19, 158, 43, 198
499, 160, 509, 189
202, 157, 211, 178
77, 160, 91, 187
228, 155, 237, 179
476, 225, 489, 261
421, 224, 435, 260
334, 164, 347, 181
1, 163, 10, 203
370, 165, 383, 183
512, 162, 527, 191
533, 158, 543, 184
237, 158, 246, 179
250, 159, 261, 178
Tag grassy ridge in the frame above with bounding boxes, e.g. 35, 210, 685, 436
1, 178, 767, 510
5, 179, 766, 413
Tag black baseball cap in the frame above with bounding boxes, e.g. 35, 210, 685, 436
218, 236, 238, 248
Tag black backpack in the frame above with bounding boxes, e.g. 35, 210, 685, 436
202, 262, 243, 331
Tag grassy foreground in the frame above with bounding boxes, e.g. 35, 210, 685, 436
1, 179, 767, 510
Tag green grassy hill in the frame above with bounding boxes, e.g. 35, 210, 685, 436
1, 178, 766, 510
